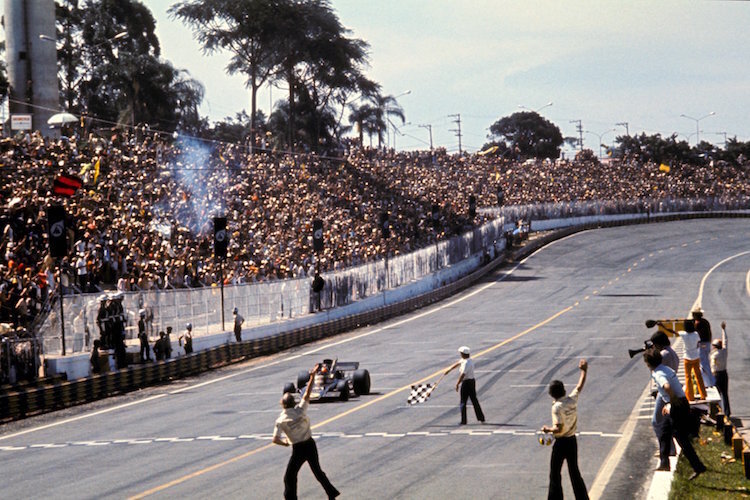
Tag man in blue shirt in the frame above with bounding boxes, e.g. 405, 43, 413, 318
643, 349, 706, 480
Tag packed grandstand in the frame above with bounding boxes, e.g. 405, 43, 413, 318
2, 127, 750, 336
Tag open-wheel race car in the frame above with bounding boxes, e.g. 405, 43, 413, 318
283, 358, 371, 401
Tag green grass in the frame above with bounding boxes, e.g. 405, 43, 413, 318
669, 423, 750, 499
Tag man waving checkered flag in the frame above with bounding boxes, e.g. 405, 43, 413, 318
407, 383, 436, 405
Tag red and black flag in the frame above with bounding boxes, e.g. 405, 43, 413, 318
53, 174, 83, 197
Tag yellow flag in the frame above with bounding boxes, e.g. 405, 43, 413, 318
659, 163, 670, 173
93, 158, 101, 184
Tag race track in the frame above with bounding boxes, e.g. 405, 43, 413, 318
2, 219, 748, 500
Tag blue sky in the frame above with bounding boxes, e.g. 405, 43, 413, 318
148, 0, 750, 153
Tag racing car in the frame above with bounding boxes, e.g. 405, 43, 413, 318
283, 358, 371, 401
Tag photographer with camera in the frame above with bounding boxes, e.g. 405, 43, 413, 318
643, 349, 706, 480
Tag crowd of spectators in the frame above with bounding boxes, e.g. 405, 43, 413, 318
2, 127, 750, 335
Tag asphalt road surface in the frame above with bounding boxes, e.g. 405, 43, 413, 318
2, 219, 748, 500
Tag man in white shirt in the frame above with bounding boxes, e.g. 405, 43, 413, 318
273, 364, 339, 500
541, 359, 589, 500
711, 321, 730, 417
444, 346, 485, 425
677, 322, 707, 401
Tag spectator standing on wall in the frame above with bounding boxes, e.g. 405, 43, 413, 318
691, 307, 715, 387
233, 307, 244, 342
711, 321, 730, 417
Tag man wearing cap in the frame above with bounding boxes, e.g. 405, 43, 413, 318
692, 307, 715, 387
444, 346, 485, 425
273, 363, 340, 500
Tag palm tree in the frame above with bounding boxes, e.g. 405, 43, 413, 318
372, 93, 405, 149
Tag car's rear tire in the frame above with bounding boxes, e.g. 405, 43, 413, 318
283, 382, 296, 394
353, 369, 371, 395
297, 371, 310, 389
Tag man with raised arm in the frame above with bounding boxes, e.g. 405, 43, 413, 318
541, 359, 589, 500
273, 364, 340, 500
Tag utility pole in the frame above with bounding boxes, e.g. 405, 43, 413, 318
418, 124, 433, 150
449, 114, 462, 154
569, 119, 583, 150
715, 131, 727, 149
616, 121, 629, 136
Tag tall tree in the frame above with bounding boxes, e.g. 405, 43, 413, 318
170, 0, 283, 152
54, 0, 204, 131
488, 111, 564, 160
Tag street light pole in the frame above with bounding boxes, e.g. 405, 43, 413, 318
615, 122, 629, 136
518, 101, 553, 114
585, 129, 616, 159
680, 112, 715, 145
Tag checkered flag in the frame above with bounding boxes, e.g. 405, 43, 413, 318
407, 383, 436, 405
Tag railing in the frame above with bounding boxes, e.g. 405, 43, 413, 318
37, 217, 506, 355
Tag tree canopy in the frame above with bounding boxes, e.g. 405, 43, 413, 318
488, 111, 564, 160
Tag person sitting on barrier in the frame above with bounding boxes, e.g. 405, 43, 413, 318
179, 323, 194, 355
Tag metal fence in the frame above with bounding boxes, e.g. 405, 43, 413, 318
38, 216, 506, 355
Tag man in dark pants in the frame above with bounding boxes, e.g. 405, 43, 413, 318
711, 321, 730, 417
444, 346, 485, 424
643, 349, 707, 480
541, 359, 589, 500
273, 363, 339, 500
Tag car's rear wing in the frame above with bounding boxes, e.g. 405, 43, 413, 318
335, 361, 360, 372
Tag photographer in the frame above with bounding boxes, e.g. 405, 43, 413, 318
643, 349, 706, 480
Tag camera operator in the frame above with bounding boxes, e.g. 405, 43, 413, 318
643, 348, 706, 480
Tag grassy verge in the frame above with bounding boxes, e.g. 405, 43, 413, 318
669, 423, 750, 499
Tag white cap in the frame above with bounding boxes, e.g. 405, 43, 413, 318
458, 346, 470, 355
